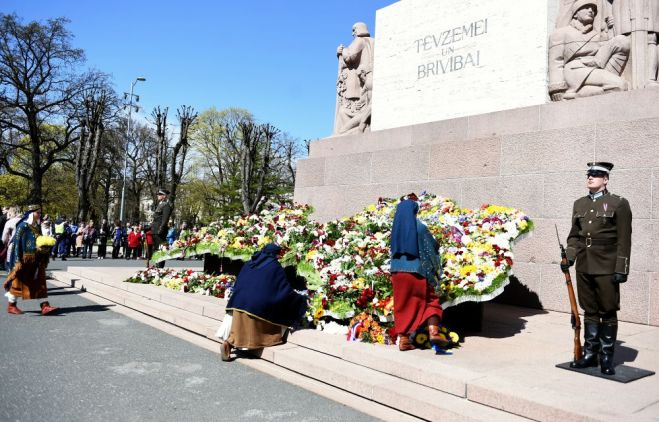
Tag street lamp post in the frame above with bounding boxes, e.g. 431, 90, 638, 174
119, 76, 146, 223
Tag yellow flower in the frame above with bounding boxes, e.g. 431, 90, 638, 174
352, 277, 366, 289
460, 265, 477, 277
257, 236, 271, 247
305, 249, 317, 261
416, 333, 428, 344
449, 332, 460, 343
314, 307, 324, 319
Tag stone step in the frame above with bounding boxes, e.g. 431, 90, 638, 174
49, 268, 659, 422
263, 346, 528, 422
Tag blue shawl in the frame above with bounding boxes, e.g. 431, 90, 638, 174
226, 243, 307, 327
390, 199, 420, 259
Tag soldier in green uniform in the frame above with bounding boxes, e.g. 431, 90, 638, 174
562, 162, 632, 375
150, 188, 172, 269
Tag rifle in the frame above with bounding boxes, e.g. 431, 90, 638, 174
555, 225, 583, 362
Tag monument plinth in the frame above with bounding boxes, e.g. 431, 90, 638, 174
295, 0, 659, 326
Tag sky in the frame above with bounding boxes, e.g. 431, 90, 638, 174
3, 1, 398, 141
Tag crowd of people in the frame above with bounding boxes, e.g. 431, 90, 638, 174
1, 208, 199, 269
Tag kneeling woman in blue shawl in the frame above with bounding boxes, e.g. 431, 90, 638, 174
221, 243, 308, 361
390, 198, 448, 351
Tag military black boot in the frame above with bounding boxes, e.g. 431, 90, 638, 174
599, 322, 618, 375
570, 321, 600, 368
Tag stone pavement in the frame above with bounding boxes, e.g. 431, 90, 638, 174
49, 266, 659, 422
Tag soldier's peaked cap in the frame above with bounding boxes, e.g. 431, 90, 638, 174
587, 162, 614, 174
157, 188, 170, 195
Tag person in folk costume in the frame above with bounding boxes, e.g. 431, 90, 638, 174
220, 243, 308, 362
389, 195, 450, 351
3, 205, 58, 315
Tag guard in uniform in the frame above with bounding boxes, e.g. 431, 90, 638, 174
150, 188, 172, 269
562, 162, 632, 375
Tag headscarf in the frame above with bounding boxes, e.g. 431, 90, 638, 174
249, 243, 282, 269
390, 199, 420, 259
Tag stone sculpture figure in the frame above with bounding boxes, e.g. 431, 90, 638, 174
549, 0, 630, 101
604, 0, 659, 86
334, 22, 374, 136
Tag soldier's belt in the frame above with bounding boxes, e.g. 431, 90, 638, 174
578, 237, 617, 248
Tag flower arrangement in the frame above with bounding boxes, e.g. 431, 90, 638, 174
126, 268, 235, 298
36, 235, 56, 249
146, 193, 533, 344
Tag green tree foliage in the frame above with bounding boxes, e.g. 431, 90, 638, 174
0, 14, 87, 205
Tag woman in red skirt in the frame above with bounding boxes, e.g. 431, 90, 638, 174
390, 197, 448, 351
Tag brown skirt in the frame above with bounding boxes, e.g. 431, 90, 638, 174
226, 310, 286, 349
6, 255, 48, 300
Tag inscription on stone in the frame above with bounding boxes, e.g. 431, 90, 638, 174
371, 0, 554, 131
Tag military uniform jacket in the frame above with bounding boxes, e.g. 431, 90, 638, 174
566, 191, 632, 275
151, 200, 172, 238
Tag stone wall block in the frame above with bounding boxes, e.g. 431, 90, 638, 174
514, 218, 572, 265
324, 153, 372, 186
461, 177, 501, 210
542, 172, 588, 219
295, 158, 326, 188
619, 271, 649, 324
467, 105, 540, 139
501, 126, 595, 176
342, 184, 401, 217
606, 169, 652, 219
509, 261, 542, 303
310, 128, 413, 158
499, 175, 544, 217
371, 145, 430, 183
538, 265, 572, 313
410, 117, 469, 145
595, 118, 659, 169
653, 169, 659, 219
631, 220, 655, 272
398, 180, 463, 204
539, 89, 659, 131
294, 186, 346, 223
650, 273, 659, 326
428, 138, 500, 180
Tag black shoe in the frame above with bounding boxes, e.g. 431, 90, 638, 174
61, 257, 67, 261
570, 321, 600, 369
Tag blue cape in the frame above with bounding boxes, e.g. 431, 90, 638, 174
390, 199, 420, 259
226, 244, 307, 327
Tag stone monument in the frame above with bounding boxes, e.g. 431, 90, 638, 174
296, 0, 659, 326
333, 22, 374, 136
548, 0, 630, 100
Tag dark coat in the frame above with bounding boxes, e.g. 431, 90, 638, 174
566, 191, 632, 275
226, 247, 307, 327
151, 200, 172, 238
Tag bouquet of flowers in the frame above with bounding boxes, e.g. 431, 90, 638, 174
126, 268, 235, 298
36, 235, 57, 253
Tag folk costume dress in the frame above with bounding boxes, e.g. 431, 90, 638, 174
5, 217, 49, 301
389, 200, 444, 338
224, 244, 308, 349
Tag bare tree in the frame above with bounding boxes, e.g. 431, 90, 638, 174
237, 122, 279, 214
168, 105, 197, 209
75, 78, 117, 221
0, 14, 87, 205
151, 106, 168, 193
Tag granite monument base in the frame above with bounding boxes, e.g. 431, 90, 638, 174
295, 89, 659, 326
